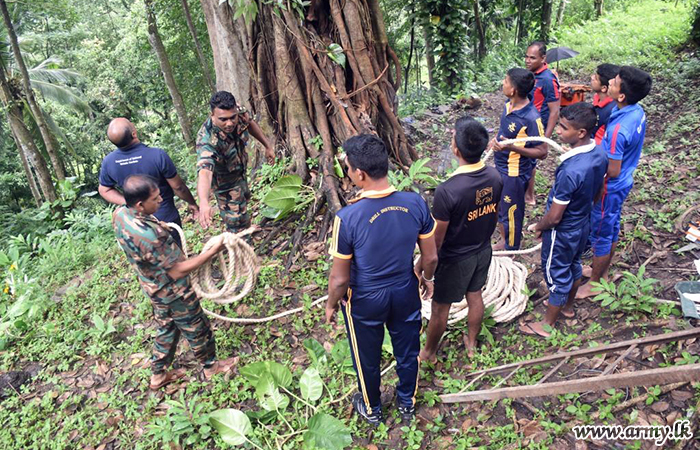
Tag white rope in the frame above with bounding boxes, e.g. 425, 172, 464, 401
168, 223, 325, 323
421, 136, 565, 324
482, 136, 566, 163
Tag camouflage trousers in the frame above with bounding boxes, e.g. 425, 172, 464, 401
216, 178, 251, 233
151, 292, 216, 374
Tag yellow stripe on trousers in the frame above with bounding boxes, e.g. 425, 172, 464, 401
508, 204, 517, 247
345, 288, 371, 410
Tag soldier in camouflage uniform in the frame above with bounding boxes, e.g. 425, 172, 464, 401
113, 174, 237, 390
196, 91, 275, 233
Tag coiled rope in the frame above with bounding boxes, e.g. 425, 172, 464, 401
170, 136, 567, 325
168, 223, 327, 323
420, 136, 566, 324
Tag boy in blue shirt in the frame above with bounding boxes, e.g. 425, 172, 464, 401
577, 66, 652, 299
492, 68, 547, 251
525, 41, 561, 205
591, 63, 620, 144
325, 135, 438, 425
520, 103, 608, 337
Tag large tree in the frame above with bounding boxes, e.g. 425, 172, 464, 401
200, 0, 415, 214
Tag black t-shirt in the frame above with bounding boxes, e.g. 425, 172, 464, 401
432, 162, 503, 263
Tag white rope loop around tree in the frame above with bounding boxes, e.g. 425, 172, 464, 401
421, 136, 565, 325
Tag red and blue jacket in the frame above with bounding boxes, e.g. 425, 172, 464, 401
603, 103, 647, 193
592, 94, 616, 145
529, 63, 560, 128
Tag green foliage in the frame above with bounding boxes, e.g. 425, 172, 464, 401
590, 266, 658, 317
261, 174, 315, 220
478, 304, 497, 346
422, 0, 468, 94
553, 1, 692, 76
146, 393, 213, 447
388, 157, 439, 192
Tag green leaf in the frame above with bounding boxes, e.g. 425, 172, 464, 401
303, 413, 352, 450
208, 409, 252, 446
430, 15, 440, 25
333, 156, 344, 178
268, 361, 293, 388
261, 388, 289, 412
275, 174, 303, 189
240, 361, 269, 385
263, 186, 299, 211
326, 43, 346, 68
255, 372, 276, 399
299, 367, 323, 402
565, 405, 578, 414
304, 338, 328, 367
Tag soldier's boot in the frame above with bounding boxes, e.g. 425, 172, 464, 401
149, 368, 187, 390
203, 356, 239, 379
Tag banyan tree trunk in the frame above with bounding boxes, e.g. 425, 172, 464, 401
202, 0, 415, 214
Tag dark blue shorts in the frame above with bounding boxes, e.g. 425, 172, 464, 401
498, 172, 531, 250
589, 184, 632, 257
541, 225, 588, 306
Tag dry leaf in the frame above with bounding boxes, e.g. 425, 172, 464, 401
651, 401, 669, 413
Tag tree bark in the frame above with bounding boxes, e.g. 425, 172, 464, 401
516, 0, 527, 44
473, 0, 487, 60
0, 0, 66, 181
541, 0, 553, 41
404, 16, 415, 93
12, 127, 42, 206
423, 26, 435, 88
199, 0, 251, 110
204, 0, 414, 210
594, 0, 604, 17
0, 63, 57, 202
145, 0, 194, 149
692, 2, 700, 46
180, 0, 216, 94
555, 0, 567, 27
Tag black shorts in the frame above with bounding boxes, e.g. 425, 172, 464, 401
433, 246, 492, 304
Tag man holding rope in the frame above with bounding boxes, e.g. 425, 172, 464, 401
113, 174, 237, 390
196, 91, 275, 233
521, 103, 607, 337
491, 68, 547, 251
325, 134, 438, 425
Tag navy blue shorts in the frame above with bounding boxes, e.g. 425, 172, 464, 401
541, 225, 588, 306
498, 172, 531, 250
589, 184, 632, 257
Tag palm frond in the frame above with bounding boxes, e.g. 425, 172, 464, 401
29, 67, 82, 85
29, 79, 91, 115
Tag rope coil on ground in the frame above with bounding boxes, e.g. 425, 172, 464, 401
421, 136, 565, 325
169, 223, 327, 323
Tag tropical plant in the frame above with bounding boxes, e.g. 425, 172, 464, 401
261, 174, 315, 220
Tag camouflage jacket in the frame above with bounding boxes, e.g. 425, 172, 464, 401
112, 206, 191, 304
196, 108, 251, 194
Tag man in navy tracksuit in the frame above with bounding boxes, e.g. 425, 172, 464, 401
325, 134, 438, 425
577, 66, 652, 299
492, 68, 547, 251
520, 103, 608, 337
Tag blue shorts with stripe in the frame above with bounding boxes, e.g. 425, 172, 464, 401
541, 224, 588, 306
340, 276, 421, 412
498, 172, 531, 250
589, 184, 632, 257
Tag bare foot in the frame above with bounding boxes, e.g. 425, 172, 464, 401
543, 300, 575, 318
575, 282, 598, 299
582, 265, 592, 278
419, 349, 437, 365
519, 321, 551, 338
492, 241, 506, 251
204, 356, 239, 379
525, 194, 536, 206
462, 335, 476, 358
